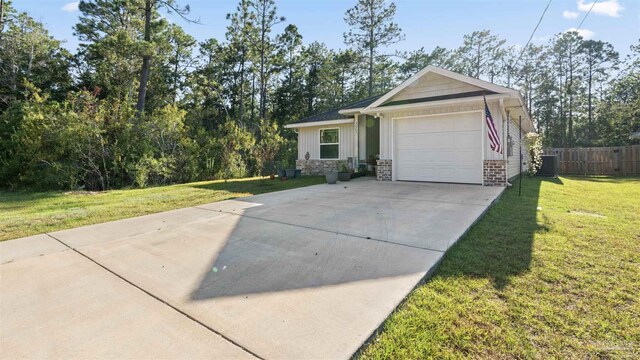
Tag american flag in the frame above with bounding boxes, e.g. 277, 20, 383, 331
484, 96, 502, 154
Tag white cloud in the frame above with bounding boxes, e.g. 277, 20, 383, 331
577, 0, 624, 18
61, 1, 79, 12
563, 10, 580, 19
565, 27, 595, 39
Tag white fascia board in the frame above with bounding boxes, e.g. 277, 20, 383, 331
284, 118, 354, 129
505, 95, 535, 133
338, 108, 364, 115
362, 93, 512, 115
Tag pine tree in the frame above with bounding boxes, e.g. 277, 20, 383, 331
578, 40, 618, 143
273, 24, 304, 127
165, 24, 196, 103
250, 0, 285, 120
554, 31, 584, 147
397, 46, 451, 80
226, 0, 256, 123
135, 0, 192, 115
453, 30, 506, 80
0, 2, 71, 107
343, 0, 404, 96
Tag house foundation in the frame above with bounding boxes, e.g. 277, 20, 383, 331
483, 160, 507, 186
296, 160, 340, 176
376, 159, 392, 181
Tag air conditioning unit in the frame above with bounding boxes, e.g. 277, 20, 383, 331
538, 155, 558, 177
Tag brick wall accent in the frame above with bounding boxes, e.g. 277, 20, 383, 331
296, 160, 340, 176
376, 159, 392, 181
483, 160, 507, 186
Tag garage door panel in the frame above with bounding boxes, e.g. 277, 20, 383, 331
397, 165, 479, 183
396, 131, 478, 150
396, 116, 479, 134
394, 113, 482, 184
398, 149, 477, 164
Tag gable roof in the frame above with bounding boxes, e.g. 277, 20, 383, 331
286, 65, 535, 133
289, 95, 383, 125
363, 65, 535, 133
365, 65, 518, 110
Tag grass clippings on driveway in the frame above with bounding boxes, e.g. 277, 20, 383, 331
0, 176, 325, 242
361, 176, 640, 359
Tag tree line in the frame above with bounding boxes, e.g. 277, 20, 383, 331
0, 0, 638, 190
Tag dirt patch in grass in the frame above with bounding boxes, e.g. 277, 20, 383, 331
568, 210, 606, 218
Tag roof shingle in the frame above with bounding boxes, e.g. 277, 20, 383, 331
290, 95, 383, 124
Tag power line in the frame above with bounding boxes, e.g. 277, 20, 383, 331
510, 0, 553, 79
577, 0, 597, 31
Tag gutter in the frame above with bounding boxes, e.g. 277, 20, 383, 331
284, 118, 354, 129
338, 108, 364, 115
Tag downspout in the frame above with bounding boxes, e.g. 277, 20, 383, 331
354, 114, 359, 170
505, 109, 510, 184
519, 115, 522, 196
500, 99, 511, 185
481, 102, 486, 186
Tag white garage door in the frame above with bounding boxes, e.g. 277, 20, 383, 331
394, 112, 482, 184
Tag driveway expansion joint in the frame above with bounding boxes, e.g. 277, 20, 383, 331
43, 233, 265, 360
306, 189, 492, 207
194, 206, 446, 254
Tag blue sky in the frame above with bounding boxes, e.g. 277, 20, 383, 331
17, 0, 640, 57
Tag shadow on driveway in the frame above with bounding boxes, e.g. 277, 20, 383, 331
187, 179, 508, 300
188, 199, 441, 300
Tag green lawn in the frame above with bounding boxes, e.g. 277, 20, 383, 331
361, 176, 640, 359
2, 175, 638, 357
0, 176, 325, 242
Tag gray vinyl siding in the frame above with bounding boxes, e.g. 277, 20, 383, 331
388, 72, 483, 102
507, 117, 528, 179
297, 123, 356, 160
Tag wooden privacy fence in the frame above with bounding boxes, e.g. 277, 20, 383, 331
544, 145, 640, 176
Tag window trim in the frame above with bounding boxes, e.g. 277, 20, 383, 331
319, 127, 340, 160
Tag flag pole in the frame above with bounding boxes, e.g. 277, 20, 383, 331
519, 115, 522, 196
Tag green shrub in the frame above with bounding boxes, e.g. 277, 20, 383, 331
526, 132, 543, 176
0, 88, 275, 190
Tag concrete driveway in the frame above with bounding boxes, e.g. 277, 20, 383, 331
0, 179, 503, 359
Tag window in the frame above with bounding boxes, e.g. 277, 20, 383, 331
320, 128, 339, 159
